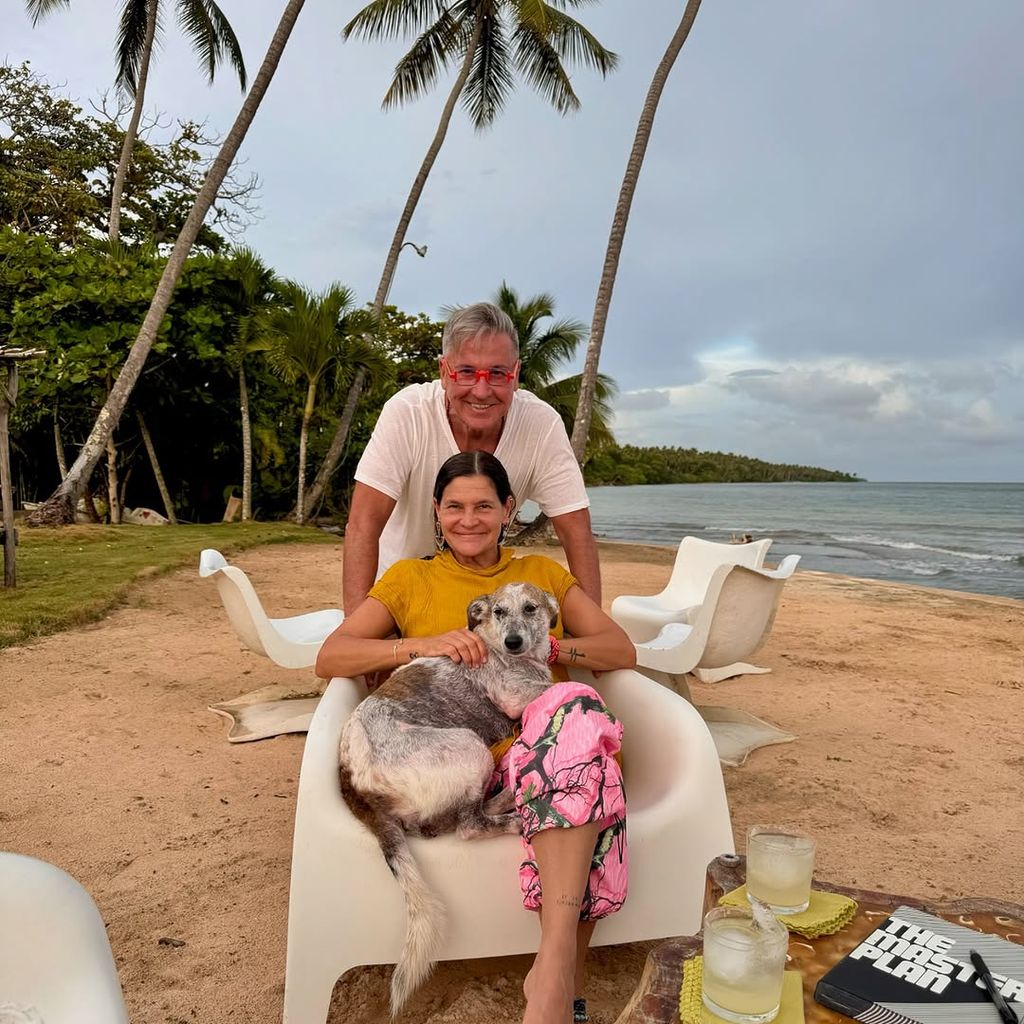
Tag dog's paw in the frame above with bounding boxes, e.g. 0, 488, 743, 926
482, 788, 516, 816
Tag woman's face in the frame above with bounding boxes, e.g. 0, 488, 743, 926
434, 474, 513, 563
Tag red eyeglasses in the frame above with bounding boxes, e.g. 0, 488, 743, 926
442, 360, 518, 387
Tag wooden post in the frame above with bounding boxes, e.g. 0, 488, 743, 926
0, 346, 45, 588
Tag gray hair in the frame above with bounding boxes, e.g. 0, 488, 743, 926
441, 302, 519, 359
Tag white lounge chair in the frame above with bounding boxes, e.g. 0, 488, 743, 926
282, 668, 734, 1024
198, 548, 342, 669
0, 852, 129, 1024
611, 536, 773, 645
632, 556, 802, 698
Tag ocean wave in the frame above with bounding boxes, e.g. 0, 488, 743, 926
833, 534, 1019, 563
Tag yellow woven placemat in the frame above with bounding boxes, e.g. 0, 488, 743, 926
719, 885, 858, 939
679, 957, 804, 1023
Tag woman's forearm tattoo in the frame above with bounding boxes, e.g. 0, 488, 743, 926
566, 647, 584, 663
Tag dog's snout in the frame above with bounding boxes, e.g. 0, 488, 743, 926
504, 634, 525, 654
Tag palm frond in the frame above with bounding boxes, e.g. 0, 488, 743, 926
543, 6, 617, 74
343, 0, 450, 42
511, 19, 578, 116
25, 0, 71, 27
462, 9, 515, 130
198, 0, 247, 88
534, 371, 617, 448
116, 0, 158, 97
174, 0, 246, 88
382, 10, 462, 109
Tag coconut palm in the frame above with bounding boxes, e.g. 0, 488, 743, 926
224, 247, 279, 521
26, 0, 247, 243
570, 0, 702, 462
303, 0, 619, 512
494, 282, 616, 451
26, 0, 307, 527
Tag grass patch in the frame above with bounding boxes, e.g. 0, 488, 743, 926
0, 522, 339, 649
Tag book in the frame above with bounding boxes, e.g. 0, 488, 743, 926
814, 905, 1024, 1023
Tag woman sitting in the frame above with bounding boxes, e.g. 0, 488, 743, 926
317, 450, 636, 1024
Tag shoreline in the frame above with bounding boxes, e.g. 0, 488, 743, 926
2, 541, 1021, 1024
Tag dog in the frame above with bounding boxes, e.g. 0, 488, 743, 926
338, 581, 559, 1016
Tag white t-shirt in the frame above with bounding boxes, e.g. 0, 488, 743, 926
355, 380, 590, 578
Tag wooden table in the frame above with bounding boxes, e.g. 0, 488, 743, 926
614, 854, 1024, 1024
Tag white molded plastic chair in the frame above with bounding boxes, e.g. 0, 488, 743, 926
0, 852, 129, 1024
198, 548, 342, 669
632, 556, 801, 697
283, 668, 734, 1024
611, 536, 773, 645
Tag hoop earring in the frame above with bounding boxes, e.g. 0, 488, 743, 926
434, 517, 447, 552
498, 521, 509, 546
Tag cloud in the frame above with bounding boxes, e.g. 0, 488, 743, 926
615, 389, 672, 411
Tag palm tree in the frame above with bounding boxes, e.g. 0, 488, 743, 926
494, 282, 616, 451
570, 0, 702, 462
304, 0, 619, 509
26, 0, 247, 243
224, 247, 278, 521
259, 283, 370, 525
26, 0, 307, 527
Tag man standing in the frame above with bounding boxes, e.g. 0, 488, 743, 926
343, 302, 600, 612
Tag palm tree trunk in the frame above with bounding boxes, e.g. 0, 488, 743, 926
105, 431, 121, 524
239, 363, 253, 521
25, 0, 309, 527
295, 381, 317, 525
54, 407, 68, 479
109, 0, 159, 244
300, 19, 486, 518
1, 363, 18, 587
569, 0, 702, 461
136, 408, 177, 523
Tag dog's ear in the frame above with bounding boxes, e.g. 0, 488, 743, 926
546, 591, 559, 628
467, 594, 492, 631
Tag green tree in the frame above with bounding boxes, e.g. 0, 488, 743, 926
259, 283, 374, 524
494, 282, 616, 452
307, 0, 619, 507
25, 0, 247, 243
223, 247, 279, 520
571, 0, 703, 462
0, 62, 258, 250
25, 0, 308, 526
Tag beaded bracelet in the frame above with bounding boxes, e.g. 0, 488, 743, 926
547, 635, 560, 665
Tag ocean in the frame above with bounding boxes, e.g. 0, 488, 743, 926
560, 482, 1023, 600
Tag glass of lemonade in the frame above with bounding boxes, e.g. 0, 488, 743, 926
746, 825, 817, 915
702, 905, 788, 1024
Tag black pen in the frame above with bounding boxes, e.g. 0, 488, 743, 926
970, 949, 1020, 1024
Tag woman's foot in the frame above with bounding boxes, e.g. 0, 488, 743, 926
523, 951, 575, 1024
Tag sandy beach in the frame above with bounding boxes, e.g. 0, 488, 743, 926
2, 539, 1022, 1024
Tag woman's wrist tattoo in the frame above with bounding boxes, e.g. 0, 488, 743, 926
567, 646, 584, 663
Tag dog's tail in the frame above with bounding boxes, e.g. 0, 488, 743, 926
338, 763, 444, 1017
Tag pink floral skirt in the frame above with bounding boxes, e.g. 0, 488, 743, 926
491, 681, 628, 921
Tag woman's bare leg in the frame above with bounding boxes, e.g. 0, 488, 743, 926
523, 822, 601, 1024
575, 920, 597, 999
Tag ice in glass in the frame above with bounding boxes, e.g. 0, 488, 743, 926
702, 905, 788, 1024
746, 826, 816, 915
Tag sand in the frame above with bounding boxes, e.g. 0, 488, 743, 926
2, 540, 1022, 1024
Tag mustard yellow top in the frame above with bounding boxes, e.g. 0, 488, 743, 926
369, 548, 578, 682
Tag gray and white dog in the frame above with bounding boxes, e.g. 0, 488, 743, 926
338, 581, 559, 1016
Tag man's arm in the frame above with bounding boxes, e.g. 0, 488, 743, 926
550, 507, 601, 605
342, 482, 397, 613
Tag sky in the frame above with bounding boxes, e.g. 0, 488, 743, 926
5, 1, 1023, 482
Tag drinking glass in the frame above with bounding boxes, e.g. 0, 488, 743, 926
746, 825, 816, 915
701, 905, 788, 1024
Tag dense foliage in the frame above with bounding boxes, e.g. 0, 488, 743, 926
583, 445, 861, 486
